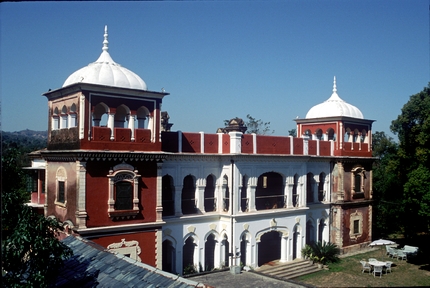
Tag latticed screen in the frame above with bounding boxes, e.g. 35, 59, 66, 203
115, 181, 133, 210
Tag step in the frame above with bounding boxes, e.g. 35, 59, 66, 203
269, 262, 314, 277
256, 259, 322, 280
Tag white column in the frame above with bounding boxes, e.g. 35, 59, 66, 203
229, 131, 243, 154
196, 180, 205, 213
200, 132, 204, 153
248, 178, 257, 212
108, 113, 115, 140
280, 236, 288, 262
287, 184, 293, 208
129, 115, 136, 141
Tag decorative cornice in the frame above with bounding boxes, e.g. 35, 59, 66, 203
40, 150, 167, 162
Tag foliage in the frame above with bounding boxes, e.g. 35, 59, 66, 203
1, 146, 72, 287
224, 114, 274, 135
371, 131, 402, 237
309, 241, 340, 265
183, 264, 197, 275
390, 84, 430, 237
301, 244, 312, 258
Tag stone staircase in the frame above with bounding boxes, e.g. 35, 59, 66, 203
255, 259, 321, 280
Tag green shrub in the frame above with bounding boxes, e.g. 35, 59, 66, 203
310, 241, 340, 265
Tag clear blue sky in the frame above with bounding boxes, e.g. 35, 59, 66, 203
1, 1, 428, 139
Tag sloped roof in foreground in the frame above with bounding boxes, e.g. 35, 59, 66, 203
52, 235, 204, 287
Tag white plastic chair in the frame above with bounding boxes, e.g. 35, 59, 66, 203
360, 260, 371, 274
385, 261, 393, 274
397, 250, 407, 261
373, 265, 383, 278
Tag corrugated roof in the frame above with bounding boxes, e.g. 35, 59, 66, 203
51, 235, 205, 288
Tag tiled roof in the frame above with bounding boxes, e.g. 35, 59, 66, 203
51, 235, 204, 287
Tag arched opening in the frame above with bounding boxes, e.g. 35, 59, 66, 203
353, 129, 360, 143
306, 220, 315, 245
223, 175, 229, 212
318, 173, 326, 201
61, 105, 68, 129
306, 173, 315, 204
136, 106, 150, 129
52, 107, 60, 130
92, 102, 109, 127
327, 128, 335, 141
241, 175, 248, 212
315, 129, 323, 140
205, 234, 216, 271
114, 105, 130, 128
162, 175, 175, 217
204, 175, 216, 212
182, 175, 196, 215
292, 174, 299, 207
69, 103, 77, 128
183, 236, 195, 274
318, 219, 326, 243
304, 129, 312, 137
258, 231, 281, 266
162, 240, 175, 273
255, 172, 283, 210
344, 128, 352, 142
293, 226, 300, 260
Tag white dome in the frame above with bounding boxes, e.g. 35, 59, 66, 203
305, 77, 363, 119
63, 26, 147, 90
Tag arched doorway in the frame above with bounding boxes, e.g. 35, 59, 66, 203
258, 231, 281, 266
162, 240, 175, 273
221, 235, 229, 267
306, 220, 315, 245
183, 237, 195, 274
256, 172, 284, 210
205, 234, 216, 271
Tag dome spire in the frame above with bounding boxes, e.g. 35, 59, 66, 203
102, 25, 109, 52
333, 76, 337, 93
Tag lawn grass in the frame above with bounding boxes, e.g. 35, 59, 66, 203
294, 248, 430, 287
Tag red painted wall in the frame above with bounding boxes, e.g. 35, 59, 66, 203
85, 160, 158, 227
204, 134, 218, 153
89, 230, 157, 266
256, 135, 290, 154
182, 133, 201, 153
241, 134, 254, 154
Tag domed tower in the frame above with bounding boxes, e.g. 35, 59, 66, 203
295, 77, 374, 157
40, 27, 168, 261
44, 26, 168, 151
296, 77, 376, 253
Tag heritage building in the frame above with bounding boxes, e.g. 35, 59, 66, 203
28, 27, 375, 274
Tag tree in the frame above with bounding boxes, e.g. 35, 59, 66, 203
224, 114, 274, 135
1, 147, 72, 287
371, 131, 402, 237
288, 128, 297, 137
390, 84, 430, 237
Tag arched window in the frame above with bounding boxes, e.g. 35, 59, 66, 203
304, 129, 312, 137
353, 129, 360, 143
293, 174, 299, 207
162, 175, 175, 217
315, 129, 323, 140
344, 128, 352, 142
60, 105, 68, 129
255, 172, 283, 210
114, 105, 130, 128
223, 175, 229, 212
306, 173, 314, 204
136, 106, 151, 129
52, 107, 60, 130
69, 103, 77, 128
93, 102, 109, 127
182, 175, 196, 215
327, 128, 335, 141
351, 166, 366, 194
318, 173, 326, 201
55, 167, 67, 206
361, 129, 367, 143
204, 175, 216, 212
107, 163, 140, 219
306, 220, 315, 245
241, 175, 248, 212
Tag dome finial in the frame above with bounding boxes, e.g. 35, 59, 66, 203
333, 76, 337, 93
102, 25, 109, 52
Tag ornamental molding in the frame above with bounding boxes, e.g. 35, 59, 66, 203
40, 150, 167, 162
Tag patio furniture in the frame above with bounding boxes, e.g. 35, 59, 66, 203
373, 265, 383, 278
388, 247, 398, 258
402, 245, 419, 258
368, 258, 377, 262
384, 261, 393, 274
397, 250, 407, 261
360, 260, 371, 274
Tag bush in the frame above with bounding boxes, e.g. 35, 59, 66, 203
310, 241, 340, 265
